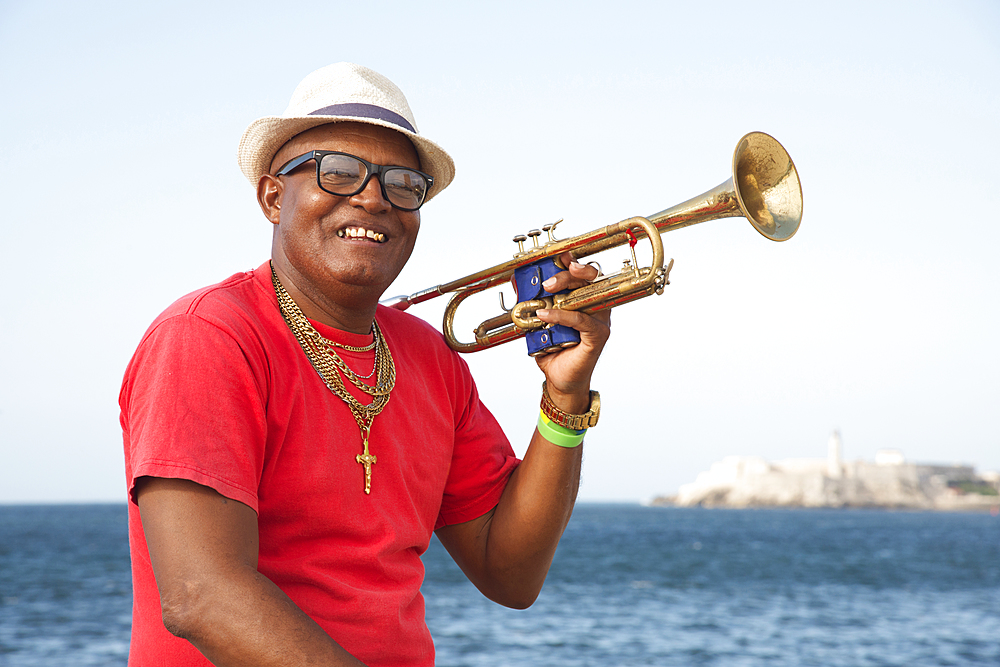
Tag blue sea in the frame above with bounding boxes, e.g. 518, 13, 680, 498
1, 504, 998, 666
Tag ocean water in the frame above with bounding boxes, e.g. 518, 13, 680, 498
1, 504, 998, 666
0, 505, 132, 666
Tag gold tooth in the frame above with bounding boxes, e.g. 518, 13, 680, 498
339, 227, 385, 242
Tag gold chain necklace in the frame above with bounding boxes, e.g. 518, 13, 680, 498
271, 263, 395, 494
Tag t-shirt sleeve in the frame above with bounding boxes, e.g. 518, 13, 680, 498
434, 355, 520, 530
121, 313, 268, 512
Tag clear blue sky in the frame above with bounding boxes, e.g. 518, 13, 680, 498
1, 0, 998, 502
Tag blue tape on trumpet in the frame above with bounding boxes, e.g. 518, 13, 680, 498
512, 258, 581, 357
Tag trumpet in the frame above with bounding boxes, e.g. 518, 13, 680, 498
382, 132, 803, 355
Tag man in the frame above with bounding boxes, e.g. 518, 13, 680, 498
121, 63, 610, 666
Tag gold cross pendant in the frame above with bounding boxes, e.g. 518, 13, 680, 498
356, 436, 377, 495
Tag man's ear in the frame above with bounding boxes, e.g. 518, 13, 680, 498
257, 174, 282, 224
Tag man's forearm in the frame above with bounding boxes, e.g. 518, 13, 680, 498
437, 427, 583, 609
487, 428, 584, 605
162, 564, 366, 667
137, 477, 366, 667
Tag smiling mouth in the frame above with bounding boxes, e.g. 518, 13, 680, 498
337, 227, 387, 243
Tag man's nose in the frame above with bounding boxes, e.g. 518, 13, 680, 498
349, 174, 391, 214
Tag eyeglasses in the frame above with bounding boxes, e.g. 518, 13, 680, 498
275, 150, 433, 211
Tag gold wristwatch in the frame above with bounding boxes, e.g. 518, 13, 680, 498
540, 381, 601, 430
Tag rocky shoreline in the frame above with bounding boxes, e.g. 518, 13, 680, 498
652, 432, 1000, 513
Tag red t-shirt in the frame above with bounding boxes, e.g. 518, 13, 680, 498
120, 262, 519, 666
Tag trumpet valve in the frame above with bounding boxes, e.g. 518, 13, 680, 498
528, 229, 542, 248
512, 234, 528, 256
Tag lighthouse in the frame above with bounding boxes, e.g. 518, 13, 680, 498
827, 429, 843, 478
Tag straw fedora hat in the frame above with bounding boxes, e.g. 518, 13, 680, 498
238, 63, 455, 202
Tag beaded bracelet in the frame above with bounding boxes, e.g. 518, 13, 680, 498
537, 410, 587, 448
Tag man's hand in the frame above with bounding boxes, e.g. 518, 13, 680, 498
534, 252, 611, 414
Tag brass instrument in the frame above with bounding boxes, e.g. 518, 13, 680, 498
382, 132, 803, 353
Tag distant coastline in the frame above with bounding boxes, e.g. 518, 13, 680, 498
653, 431, 1000, 513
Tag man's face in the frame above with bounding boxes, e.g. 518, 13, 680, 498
268, 122, 422, 304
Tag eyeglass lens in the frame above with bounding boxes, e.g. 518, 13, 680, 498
318, 154, 428, 210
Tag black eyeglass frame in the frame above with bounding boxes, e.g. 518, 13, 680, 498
274, 150, 434, 212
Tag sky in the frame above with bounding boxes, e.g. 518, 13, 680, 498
0, 0, 998, 504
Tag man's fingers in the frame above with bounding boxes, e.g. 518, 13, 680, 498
533, 308, 612, 398
541, 254, 600, 293
535, 308, 610, 342
568, 259, 600, 281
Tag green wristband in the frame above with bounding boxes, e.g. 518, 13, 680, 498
537, 411, 587, 448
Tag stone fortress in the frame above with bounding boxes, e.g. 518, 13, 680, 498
655, 431, 1000, 511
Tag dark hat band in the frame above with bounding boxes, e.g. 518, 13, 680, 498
308, 103, 416, 133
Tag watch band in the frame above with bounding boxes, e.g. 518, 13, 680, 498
540, 381, 601, 430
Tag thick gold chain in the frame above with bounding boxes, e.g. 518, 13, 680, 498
271, 263, 395, 494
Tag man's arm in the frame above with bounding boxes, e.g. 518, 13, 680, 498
435, 256, 610, 609
136, 477, 366, 667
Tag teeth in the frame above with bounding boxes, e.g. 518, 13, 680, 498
337, 227, 386, 243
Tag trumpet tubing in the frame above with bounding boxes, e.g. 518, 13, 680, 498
382, 132, 803, 354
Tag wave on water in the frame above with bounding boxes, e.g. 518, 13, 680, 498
2, 503, 998, 666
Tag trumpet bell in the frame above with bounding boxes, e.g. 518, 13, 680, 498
733, 132, 802, 242
645, 132, 802, 243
